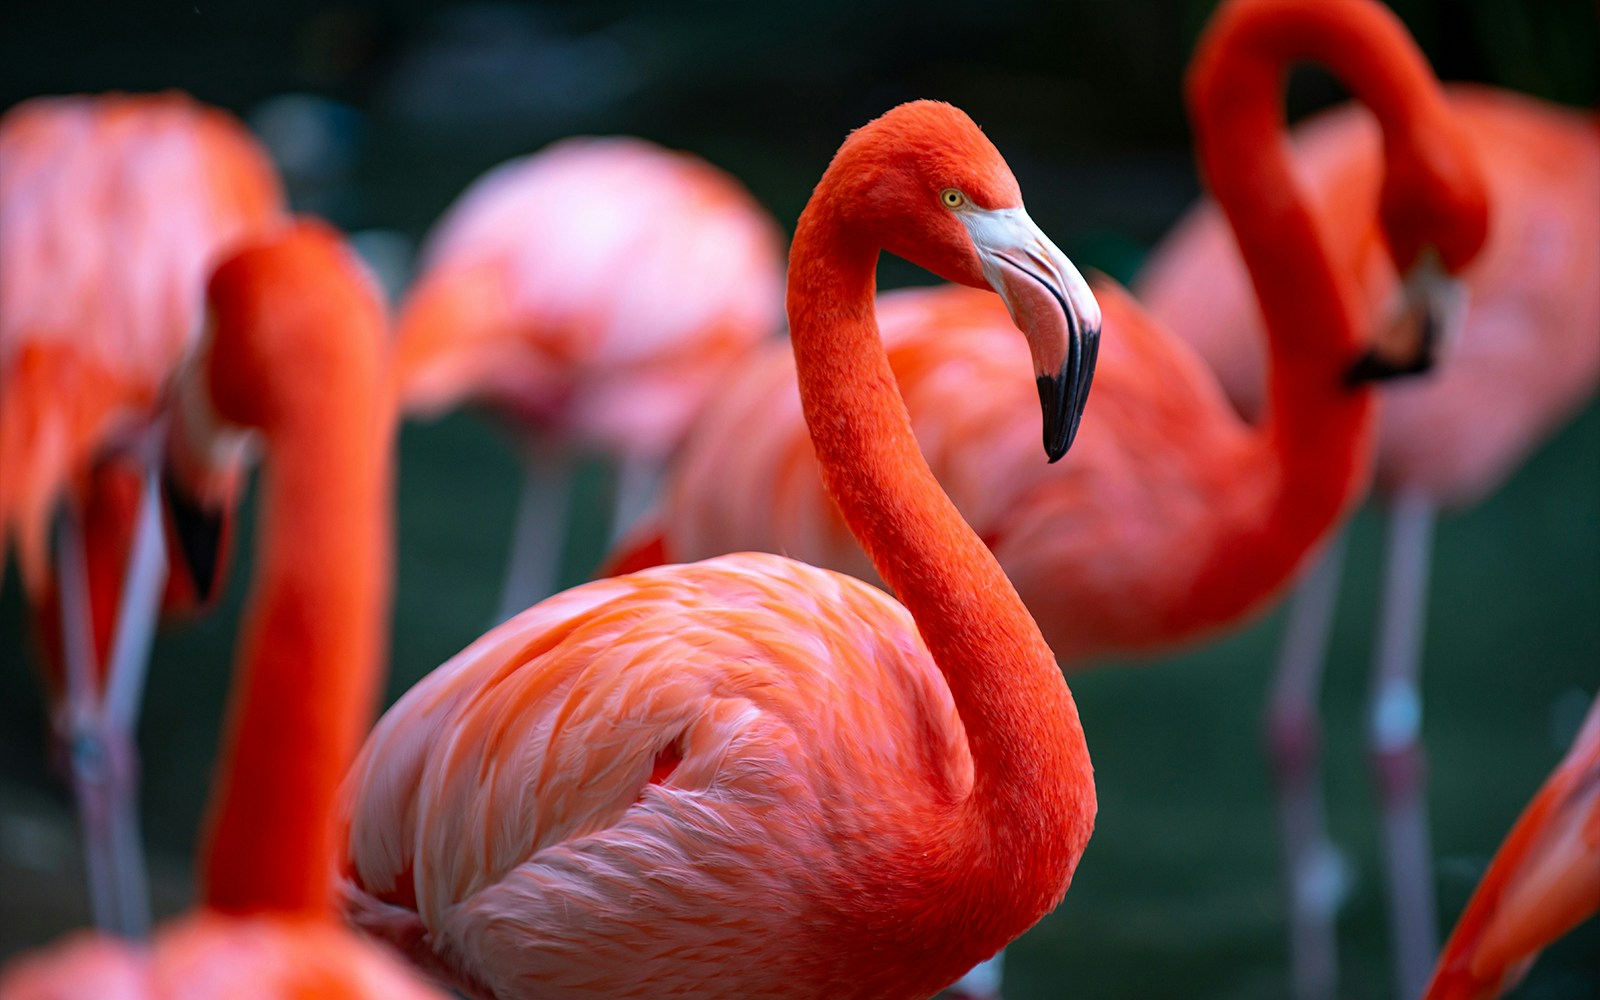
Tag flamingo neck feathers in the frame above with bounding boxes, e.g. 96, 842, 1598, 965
786, 189, 1094, 934
1184, 0, 1458, 613
199, 263, 390, 921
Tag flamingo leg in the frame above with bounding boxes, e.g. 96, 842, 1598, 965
96, 449, 166, 938
608, 451, 664, 547
946, 952, 1004, 999
1367, 489, 1437, 1000
1264, 529, 1352, 1000
494, 441, 572, 623
54, 506, 124, 935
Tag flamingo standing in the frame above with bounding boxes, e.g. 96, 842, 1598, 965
1422, 691, 1600, 1000
599, 5, 1490, 994
391, 137, 784, 619
338, 99, 1102, 999
1135, 66, 1600, 1000
0, 222, 445, 999
0, 92, 285, 936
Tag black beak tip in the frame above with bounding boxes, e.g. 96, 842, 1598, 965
1344, 345, 1436, 387
1346, 303, 1440, 386
161, 469, 225, 604
1037, 323, 1101, 464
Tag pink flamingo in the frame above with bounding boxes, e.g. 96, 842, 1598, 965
338, 99, 1102, 999
0, 92, 285, 936
391, 137, 784, 618
0, 222, 445, 999
599, 7, 1491, 994
1136, 61, 1599, 1000
1422, 692, 1600, 1000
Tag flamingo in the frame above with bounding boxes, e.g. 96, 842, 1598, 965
391, 137, 785, 619
0, 91, 285, 937
597, 4, 1492, 996
1422, 691, 1600, 1000
1135, 58, 1600, 1000
338, 99, 1102, 999
0, 222, 446, 999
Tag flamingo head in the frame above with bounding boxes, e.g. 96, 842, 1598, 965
163, 219, 387, 598
1351, 105, 1489, 385
814, 100, 1102, 461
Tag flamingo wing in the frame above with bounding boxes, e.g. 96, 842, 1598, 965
391, 137, 784, 457
341, 552, 972, 998
634, 282, 1262, 664
0, 92, 283, 595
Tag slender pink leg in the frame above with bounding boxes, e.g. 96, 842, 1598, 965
494, 441, 571, 623
1367, 490, 1437, 1000
54, 506, 124, 934
1264, 530, 1352, 1000
97, 451, 166, 937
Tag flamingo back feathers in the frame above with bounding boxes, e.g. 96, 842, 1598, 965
0, 92, 284, 596
1138, 86, 1600, 507
341, 552, 989, 998
391, 137, 784, 457
628, 283, 1265, 665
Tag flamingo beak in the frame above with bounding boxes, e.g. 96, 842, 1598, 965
162, 468, 227, 604
961, 207, 1102, 462
1347, 248, 1468, 385
159, 354, 252, 605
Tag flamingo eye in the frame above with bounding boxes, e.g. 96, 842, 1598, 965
940, 188, 966, 209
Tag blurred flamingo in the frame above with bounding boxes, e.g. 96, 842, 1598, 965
338, 100, 1102, 999
600, 4, 1492, 997
0, 92, 285, 936
391, 137, 784, 619
0, 222, 445, 1000
1422, 692, 1600, 1000
1136, 67, 1599, 1000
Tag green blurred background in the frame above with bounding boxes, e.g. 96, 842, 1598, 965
2, 0, 1597, 996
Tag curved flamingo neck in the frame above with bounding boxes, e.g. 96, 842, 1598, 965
786, 192, 1094, 930
1183, 0, 1454, 611
200, 289, 390, 920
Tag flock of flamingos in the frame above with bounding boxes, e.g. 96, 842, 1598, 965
0, 0, 1595, 997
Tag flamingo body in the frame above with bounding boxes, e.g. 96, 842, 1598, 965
393, 136, 784, 458
1137, 86, 1600, 507
344, 553, 991, 999
0, 90, 284, 936
0, 91, 284, 600
343, 100, 1102, 1000
1, 223, 442, 999
629, 282, 1267, 663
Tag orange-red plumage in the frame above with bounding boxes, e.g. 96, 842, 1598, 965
1422, 695, 1600, 1000
341, 100, 1099, 999
1138, 86, 1599, 508
390, 136, 786, 613
0, 223, 440, 999
0, 91, 285, 675
0, 90, 287, 937
392, 136, 783, 458
604, 0, 1490, 669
